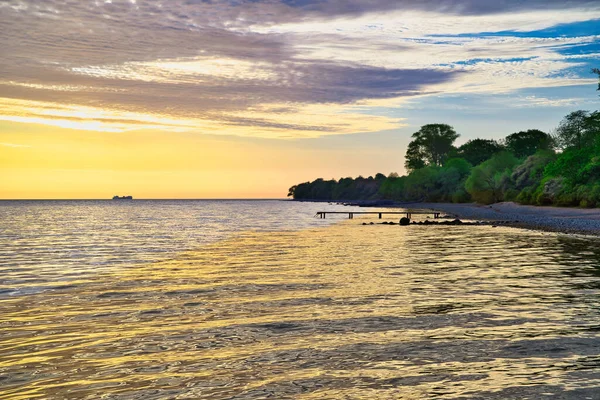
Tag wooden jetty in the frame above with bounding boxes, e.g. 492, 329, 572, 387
316, 211, 441, 219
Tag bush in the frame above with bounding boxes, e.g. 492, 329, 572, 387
504, 189, 520, 202
533, 177, 565, 205
512, 150, 556, 190
451, 188, 471, 203
465, 152, 519, 204
516, 186, 536, 204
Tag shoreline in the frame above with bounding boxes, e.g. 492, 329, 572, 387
293, 198, 600, 236
400, 202, 600, 236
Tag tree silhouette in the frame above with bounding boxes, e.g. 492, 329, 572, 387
405, 124, 459, 171
504, 129, 553, 158
555, 110, 591, 150
458, 138, 505, 166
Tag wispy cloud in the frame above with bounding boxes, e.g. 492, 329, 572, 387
0, 0, 599, 138
0, 142, 31, 148
512, 96, 588, 108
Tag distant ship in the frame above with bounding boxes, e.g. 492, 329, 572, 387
112, 195, 133, 200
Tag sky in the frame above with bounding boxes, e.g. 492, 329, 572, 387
0, 0, 599, 199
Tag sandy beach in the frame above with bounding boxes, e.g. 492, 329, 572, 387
400, 202, 600, 236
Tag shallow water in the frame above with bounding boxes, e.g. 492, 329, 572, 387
2, 201, 600, 399
0, 200, 359, 298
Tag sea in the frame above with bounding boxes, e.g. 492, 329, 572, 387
1, 199, 600, 399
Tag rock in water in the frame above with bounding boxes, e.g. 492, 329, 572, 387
399, 217, 411, 226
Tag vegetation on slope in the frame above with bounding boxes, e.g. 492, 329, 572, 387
288, 73, 600, 207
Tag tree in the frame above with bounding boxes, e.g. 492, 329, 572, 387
288, 182, 311, 199
403, 166, 441, 201
379, 175, 405, 200
587, 111, 600, 141
555, 110, 589, 150
457, 139, 505, 166
511, 150, 556, 190
465, 152, 519, 204
404, 140, 427, 172
404, 124, 459, 172
437, 158, 473, 202
287, 185, 297, 197
593, 68, 600, 92
555, 110, 600, 150
444, 158, 473, 178
504, 129, 553, 159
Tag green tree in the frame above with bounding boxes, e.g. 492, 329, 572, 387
378, 175, 406, 200
593, 68, 600, 91
545, 146, 597, 185
404, 124, 459, 172
465, 152, 519, 204
457, 138, 505, 166
555, 110, 591, 150
437, 158, 473, 202
504, 129, 553, 159
403, 166, 441, 201
511, 150, 556, 190
444, 158, 473, 177
404, 140, 427, 172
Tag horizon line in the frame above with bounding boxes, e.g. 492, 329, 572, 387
0, 198, 290, 201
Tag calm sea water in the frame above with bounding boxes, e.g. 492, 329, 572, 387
1, 200, 600, 399
0, 200, 360, 298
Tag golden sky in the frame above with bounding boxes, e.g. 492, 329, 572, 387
1, 0, 599, 198
0, 120, 410, 199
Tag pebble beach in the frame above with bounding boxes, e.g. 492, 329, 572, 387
402, 202, 600, 236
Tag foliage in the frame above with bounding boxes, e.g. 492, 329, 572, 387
511, 150, 556, 190
379, 175, 405, 199
403, 166, 441, 201
594, 68, 600, 92
504, 129, 553, 159
404, 140, 427, 172
544, 147, 596, 185
290, 108, 600, 208
288, 175, 387, 201
465, 152, 519, 204
457, 138, 505, 166
554, 110, 598, 150
444, 158, 473, 177
404, 124, 459, 172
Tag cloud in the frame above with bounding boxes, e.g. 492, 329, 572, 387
263, 0, 600, 20
0, 0, 599, 138
0, 142, 31, 148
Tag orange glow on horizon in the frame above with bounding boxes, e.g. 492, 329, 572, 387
0, 121, 408, 199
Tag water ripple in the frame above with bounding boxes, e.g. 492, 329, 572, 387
2, 202, 600, 398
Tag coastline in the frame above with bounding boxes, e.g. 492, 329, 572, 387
401, 202, 600, 236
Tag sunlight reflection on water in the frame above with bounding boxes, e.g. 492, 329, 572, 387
2, 201, 600, 399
